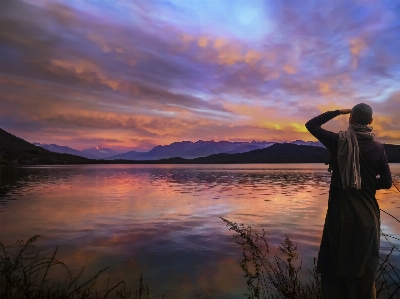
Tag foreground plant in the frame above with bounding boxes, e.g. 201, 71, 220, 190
221, 217, 321, 299
221, 217, 400, 299
0, 235, 150, 299
376, 240, 400, 298
2, 229, 398, 299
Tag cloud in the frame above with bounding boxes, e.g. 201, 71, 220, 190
128, 139, 158, 151
371, 91, 400, 143
1, 0, 399, 147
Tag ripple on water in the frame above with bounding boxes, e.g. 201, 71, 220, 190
1, 164, 399, 298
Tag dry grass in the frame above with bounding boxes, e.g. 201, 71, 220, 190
0, 235, 149, 299
221, 217, 400, 299
1, 222, 398, 299
221, 217, 321, 299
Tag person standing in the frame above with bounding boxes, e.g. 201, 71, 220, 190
305, 103, 392, 299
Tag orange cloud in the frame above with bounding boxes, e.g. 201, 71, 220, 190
244, 49, 262, 64
318, 82, 331, 95
213, 38, 227, 49
50, 58, 120, 90
349, 37, 366, 56
210, 37, 264, 66
197, 36, 208, 48
221, 102, 311, 140
181, 33, 194, 44
283, 64, 296, 74
179, 34, 268, 68
216, 45, 243, 65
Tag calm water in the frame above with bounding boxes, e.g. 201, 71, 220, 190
1, 164, 399, 298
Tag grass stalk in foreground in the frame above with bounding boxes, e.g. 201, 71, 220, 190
1, 227, 398, 299
221, 217, 321, 299
0, 235, 150, 299
221, 217, 400, 299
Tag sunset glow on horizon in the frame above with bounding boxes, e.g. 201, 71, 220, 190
1, 0, 400, 151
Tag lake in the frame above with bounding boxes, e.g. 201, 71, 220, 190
1, 164, 399, 298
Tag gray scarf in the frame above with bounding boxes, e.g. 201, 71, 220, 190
338, 124, 374, 189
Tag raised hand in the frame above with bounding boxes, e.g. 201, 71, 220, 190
338, 109, 352, 114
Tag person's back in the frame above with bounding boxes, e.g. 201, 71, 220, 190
305, 103, 392, 299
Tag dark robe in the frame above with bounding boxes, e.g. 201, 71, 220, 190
305, 110, 392, 278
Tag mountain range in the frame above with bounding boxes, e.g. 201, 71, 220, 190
110, 142, 400, 164
1, 126, 399, 165
33, 143, 121, 159
35, 140, 324, 160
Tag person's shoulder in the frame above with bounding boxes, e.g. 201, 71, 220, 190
359, 138, 384, 152
369, 140, 386, 156
367, 139, 384, 149
371, 139, 384, 148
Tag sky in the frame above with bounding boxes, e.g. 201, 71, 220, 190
1, 0, 400, 151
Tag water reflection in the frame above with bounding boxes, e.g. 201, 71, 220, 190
0, 164, 399, 298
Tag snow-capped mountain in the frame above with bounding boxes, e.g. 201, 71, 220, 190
34, 140, 325, 161
81, 146, 121, 159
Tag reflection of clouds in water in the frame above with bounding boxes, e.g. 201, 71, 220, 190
146, 167, 332, 198
1, 164, 399, 298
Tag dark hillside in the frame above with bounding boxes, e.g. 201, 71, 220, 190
110, 143, 329, 164
383, 144, 400, 163
1, 126, 399, 165
189, 143, 400, 164
0, 128, 91, 165
124, 143, 400, 164
191, 143, 330, 163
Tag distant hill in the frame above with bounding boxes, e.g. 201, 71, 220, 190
32, 139, 324, 161
107, 140, 275, 160
224, 144, 267, 154
383, 144, 400, 163
1, 126, 399, 165
82, 146, 121, 159
34, 143, 122, 159
108, 150, 146, 160
186, 143, 330, 164
0, 128, 91, 165
112, 143, 400, 164
110, 143, 329, 164
290, 140, 325, 147
34, 143, 97, 159
190, 143, 400, 164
